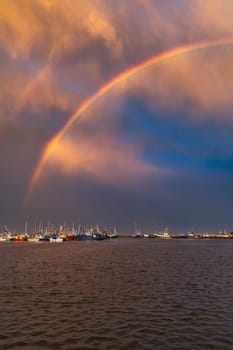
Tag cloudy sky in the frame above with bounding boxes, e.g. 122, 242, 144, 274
0, 0, 233, 233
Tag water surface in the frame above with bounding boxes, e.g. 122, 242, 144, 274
0, 239, 233, 349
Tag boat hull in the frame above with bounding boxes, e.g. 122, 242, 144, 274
10, 236, 28, 242
74, 234, 105, 241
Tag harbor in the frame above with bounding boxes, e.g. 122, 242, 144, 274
1, 223, 233, 242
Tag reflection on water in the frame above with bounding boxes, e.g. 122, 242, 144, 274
0, 239, 233, 349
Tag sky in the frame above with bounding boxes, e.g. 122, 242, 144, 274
0, 0, 233, 234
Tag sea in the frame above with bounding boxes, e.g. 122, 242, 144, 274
0, 238, 233, 350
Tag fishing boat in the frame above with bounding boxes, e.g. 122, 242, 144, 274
10, 235, 28, 242
74, 226, 105, 241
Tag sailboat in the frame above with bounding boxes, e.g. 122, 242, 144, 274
132, 224, 143, 238
106, 227, 119, 239
0, 226, 10, 241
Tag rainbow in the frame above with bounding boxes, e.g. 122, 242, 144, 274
13, 63, 51, 121
26, 37, 233, 200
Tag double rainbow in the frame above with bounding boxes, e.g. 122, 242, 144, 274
13, 64, 51, 121
26, 37, 233, 200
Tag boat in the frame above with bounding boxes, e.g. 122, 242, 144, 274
49, 234, 63, 242
0, 227, 10, 242
38, 235, 51, 242
1, 226, 14, 241
10, 221, 29, 242
153, 228, 172, 239
74, 226, 105, 241
132, 230, 144, 238
131, 223, 143, 238
143, 232, 154, 238
105, 227, 119, 239
38, 233, 64, 242
10, 235, 28, 242
179, 233, 190, 239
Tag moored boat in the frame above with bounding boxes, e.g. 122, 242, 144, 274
74, 226, 106, 241
38, 235, 51, 242
10, 235, 28, 242
49, 235, 63, 242
105, 227, 119, 239
132, 223, 144, 238
143, 232, 154, 238
132, 230, 144, 238
153, 228, 172, 239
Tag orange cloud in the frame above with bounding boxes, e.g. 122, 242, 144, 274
0, 0, 122, 60
1, 0, 232, 62
1, 0, 232, 125
103, 44, 233, 122
1, 0, 233, 196
44, 134, 167, 187
144, 47, 233, 118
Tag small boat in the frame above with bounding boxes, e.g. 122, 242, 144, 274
132, 229, 144, 238
153, 228, 172, 239
0, 235, 10, 242
38, 234, 63, 242
132, 223, 144, 238
179, 233, 189, 239
10, 235, 28, 242
38, 235, 51, 242
60, 234, 75, 241
49, 235, 63, 243
105, 227, 119, 239
143, 233, 154, 238
0, 228, 11, 241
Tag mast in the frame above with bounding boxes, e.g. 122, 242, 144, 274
25, 221, 28, 235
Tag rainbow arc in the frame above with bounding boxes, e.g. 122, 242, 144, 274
26, 37, 233, 202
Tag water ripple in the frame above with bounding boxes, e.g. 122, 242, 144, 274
0, 240, 233, 349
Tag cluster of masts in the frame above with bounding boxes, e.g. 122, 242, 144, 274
1, 222, 233, 242
0, 223, 119, 242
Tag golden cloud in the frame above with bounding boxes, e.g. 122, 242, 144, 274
1, 0, 233, 178
46, 134, 166, 185
0, 0, 122, 60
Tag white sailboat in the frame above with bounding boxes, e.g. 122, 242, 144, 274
106, 227, 119, 239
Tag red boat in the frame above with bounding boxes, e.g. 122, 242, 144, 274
10, 236, 28, 242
